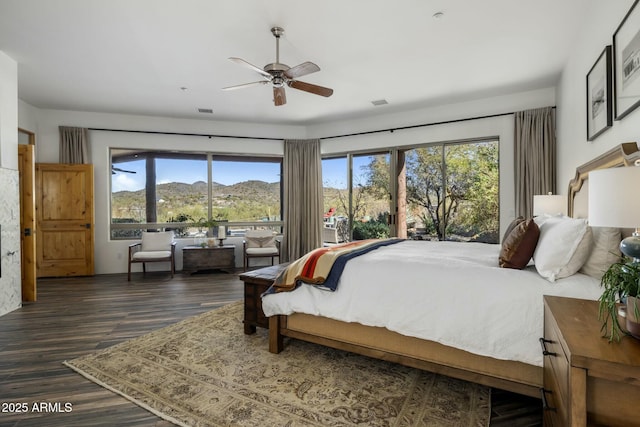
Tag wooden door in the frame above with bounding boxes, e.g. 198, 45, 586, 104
36, 163, 94, 277
18, 144, 36, 300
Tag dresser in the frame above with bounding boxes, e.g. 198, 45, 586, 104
182, 245, 235, 274
542, 296, 640, 426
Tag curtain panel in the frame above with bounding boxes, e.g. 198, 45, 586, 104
59, 126, 89, 164
281, 139, 323, 262
514, 107, 556, 218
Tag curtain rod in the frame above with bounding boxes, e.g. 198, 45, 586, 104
88, 106, 555, 141
87, 127, 283, 141
322, 106, 556, 140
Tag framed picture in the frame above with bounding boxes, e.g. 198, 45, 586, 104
614, 0, 640, 120
586, 46, 613, 141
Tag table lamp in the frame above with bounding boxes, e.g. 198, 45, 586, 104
533, 193, 565, 216
218, 225, 227, 247
588, 166, 640, 262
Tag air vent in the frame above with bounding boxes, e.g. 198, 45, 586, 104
371, 99, 388, 106
198, 108, 213, 114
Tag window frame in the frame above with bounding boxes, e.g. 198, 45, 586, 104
321, 137, 500, 242
109, 148, 283, 240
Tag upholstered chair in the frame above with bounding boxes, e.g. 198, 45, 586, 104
243, 229, 280, 271
128, 231, 176, 281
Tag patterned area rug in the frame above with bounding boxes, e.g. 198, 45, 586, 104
64, 302, 490, 426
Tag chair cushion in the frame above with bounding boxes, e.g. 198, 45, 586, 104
132, 250, 172, 260
141, 231, 174, 251
245, 247, 279, 256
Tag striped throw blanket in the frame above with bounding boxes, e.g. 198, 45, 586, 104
270, 238, 403, 293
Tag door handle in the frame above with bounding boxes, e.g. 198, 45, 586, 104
85, 223, 91, 229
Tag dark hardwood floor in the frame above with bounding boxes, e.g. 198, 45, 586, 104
0, 271, 541, 426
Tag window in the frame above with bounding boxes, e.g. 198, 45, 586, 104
403, 140, 499, 242
322, 139, 499, 244
211, 158, 282, 237
321, 152, 392, 242
110, 149, 282, 239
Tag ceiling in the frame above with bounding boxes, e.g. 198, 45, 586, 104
0, 0, 587, 126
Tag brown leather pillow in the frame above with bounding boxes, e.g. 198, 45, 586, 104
501, 216, 525, 244
499, 219, 540, 269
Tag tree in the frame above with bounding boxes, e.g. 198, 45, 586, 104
406, 146, 450, 240
405, 142, 499, 241
452, 143, 499, 241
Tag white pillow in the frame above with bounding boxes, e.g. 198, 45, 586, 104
533, 213, 564, 228
533, 217, 591, 282
141, 231, 174, 251
580, 227, 621, 280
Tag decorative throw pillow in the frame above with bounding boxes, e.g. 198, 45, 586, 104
534, 217, 590, 282
499, 219, 540, 269
502, 216, 524, 244
580, 227, 622, 280
533, 213, 563, 228
246, 236, 276, 248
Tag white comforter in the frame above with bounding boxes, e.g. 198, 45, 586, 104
262, 240, 603, 367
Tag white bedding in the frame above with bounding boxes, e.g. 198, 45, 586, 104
261, 240, 603, 367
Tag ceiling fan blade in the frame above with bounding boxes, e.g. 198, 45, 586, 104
284, 61, 320, 79
273, 87, 286, 106
222, 81, 269, 91
228, 57, 272, 79
112, 166, 136, 174
288, 80, 334, 97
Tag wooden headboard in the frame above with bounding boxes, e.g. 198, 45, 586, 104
568, 142, 640, 219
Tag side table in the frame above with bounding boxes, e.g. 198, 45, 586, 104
182, 245, 235, 274
239, 263, 289, 334
542, 295, 640, 426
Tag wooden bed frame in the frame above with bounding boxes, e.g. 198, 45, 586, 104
268, 143, 640, 398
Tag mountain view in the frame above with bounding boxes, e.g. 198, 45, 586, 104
112, 180, 282, 225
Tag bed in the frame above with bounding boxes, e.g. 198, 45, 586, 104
263, 143, 640, 398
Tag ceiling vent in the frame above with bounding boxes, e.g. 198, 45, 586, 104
197, 108, 213, 114
371, 99, 388, 106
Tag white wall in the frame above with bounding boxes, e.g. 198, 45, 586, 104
557, 0, 640, 191
20, 86, 554, 275
18, 99, 38, 136
0, 50, 21, 316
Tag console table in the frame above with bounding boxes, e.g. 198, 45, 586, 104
182, 245, 235, 274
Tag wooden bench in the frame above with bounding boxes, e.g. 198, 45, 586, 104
238, 263, 288, 334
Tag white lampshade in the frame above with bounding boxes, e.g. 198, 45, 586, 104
588, 166, 640, 228
533, 193, 565, 216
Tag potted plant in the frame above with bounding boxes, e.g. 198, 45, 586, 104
194, 218, 218, 247
599, 258, 640, 342
197, 218, 218, 233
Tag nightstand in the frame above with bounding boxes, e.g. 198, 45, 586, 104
542, 296, 640, 426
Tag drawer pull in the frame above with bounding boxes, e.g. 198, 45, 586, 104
539, 337, 556, 356
540, 387, 556, 411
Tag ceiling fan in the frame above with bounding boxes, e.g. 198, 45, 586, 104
223, 27, 333, 106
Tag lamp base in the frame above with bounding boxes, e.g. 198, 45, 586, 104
621, 229, 640, 263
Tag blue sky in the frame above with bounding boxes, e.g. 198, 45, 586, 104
111, 156, 374, 192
